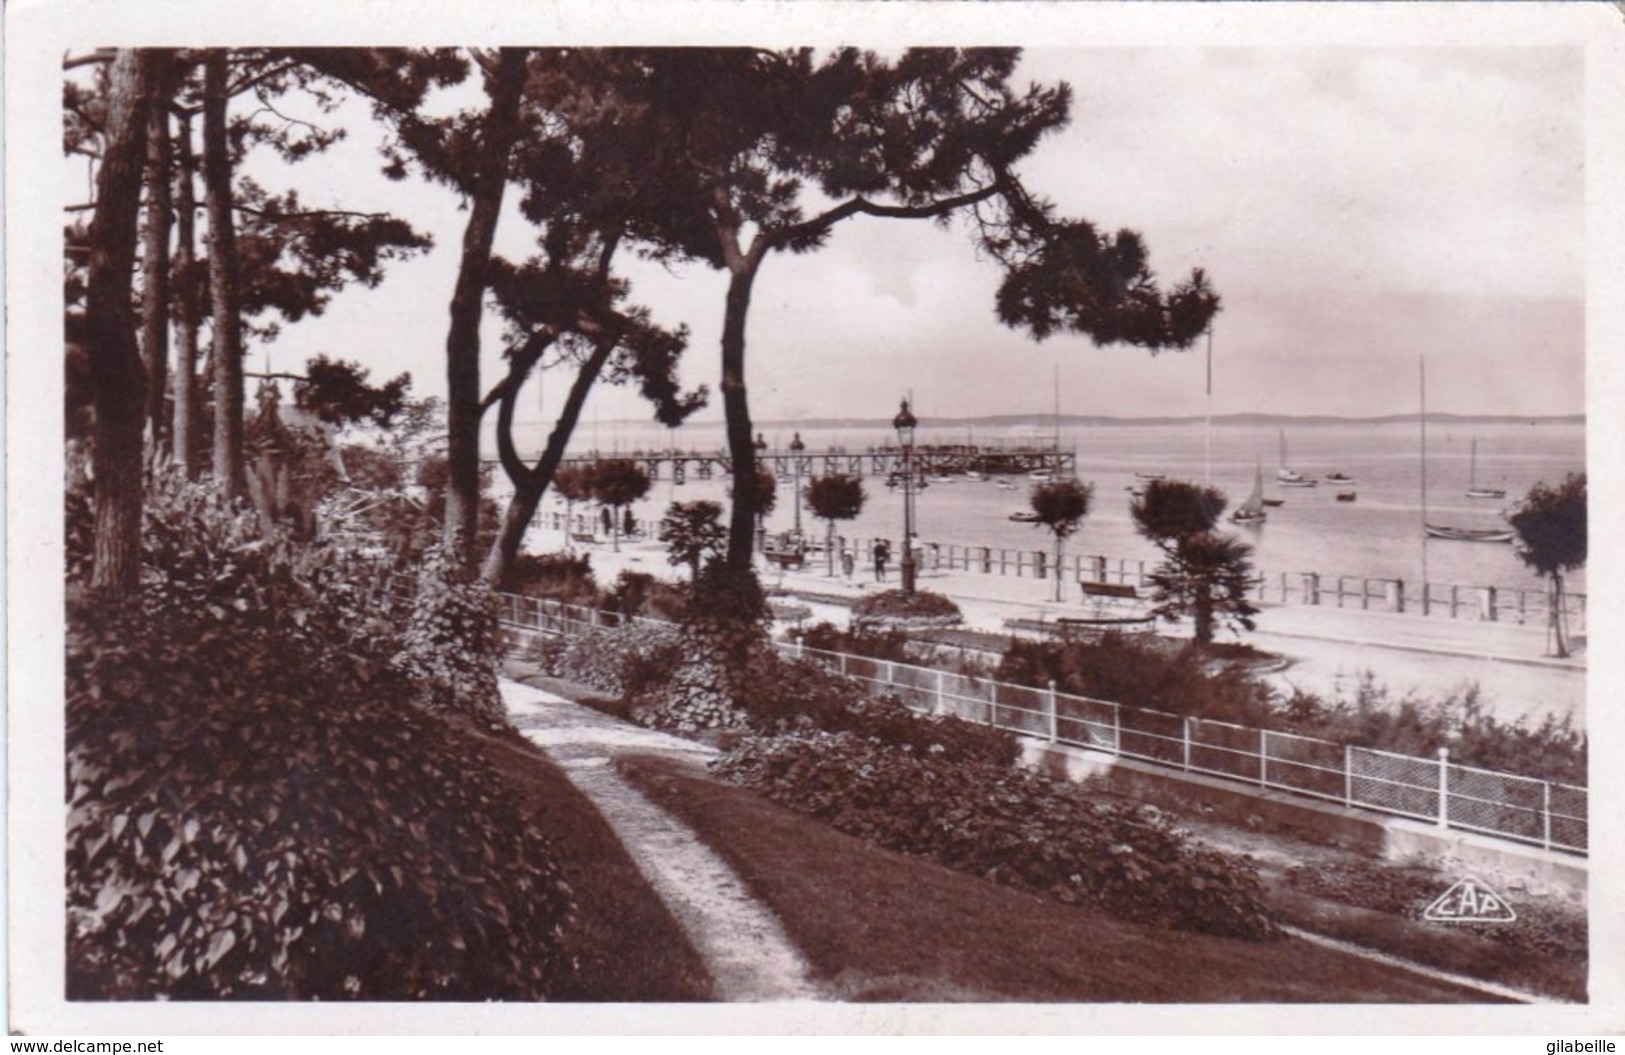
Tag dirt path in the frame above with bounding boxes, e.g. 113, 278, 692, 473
502, 682, 823, 1002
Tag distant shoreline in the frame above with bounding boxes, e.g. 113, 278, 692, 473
584, 412, 1586, 430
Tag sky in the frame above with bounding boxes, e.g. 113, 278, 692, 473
181, 45, 1586, 429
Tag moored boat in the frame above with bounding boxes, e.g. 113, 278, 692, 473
1277, 430, 1319, 487
1466, 438, 1506, 499
1424, 522, 1514, 543
1231, 459, 1267, 524
1008, 509, 1041, 523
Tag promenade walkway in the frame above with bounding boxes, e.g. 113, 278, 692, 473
559, 533, 1586, 729
502, 680, 823, 1001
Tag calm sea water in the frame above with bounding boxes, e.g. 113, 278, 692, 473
502, 420, 1587, 594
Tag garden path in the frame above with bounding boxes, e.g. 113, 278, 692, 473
501, 681, 824, 1002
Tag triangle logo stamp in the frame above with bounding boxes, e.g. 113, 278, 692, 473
1423, 876, 1517, 923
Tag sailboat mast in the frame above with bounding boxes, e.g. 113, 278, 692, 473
1420, 354, 1429, 592
1052, 364, 1060, 451
1204, 326, 1213, 485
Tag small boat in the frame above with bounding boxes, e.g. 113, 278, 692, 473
1277, 430, 1319, 487
1230, 459, 1267, 524
1133, 471, 1166, 481
1420, 362, 1513, 544
1424, 522, 1514, 543
1335, 490, 1357, 503
1262, 497, 1285, 508
963, 470, 987, 482
1326, 471, 1355, 484
1008, 510, 1041, 523
1466, 438, 1506, 499
1028, 468, 1055, 481
995, 479, 1019, 491
927, 474, 957, 485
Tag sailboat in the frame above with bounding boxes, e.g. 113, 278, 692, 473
1231, 459, 1267, 524
1421, 365, 1514, 543
1276, 429, 1318, 487
1465, 438, 1506, 499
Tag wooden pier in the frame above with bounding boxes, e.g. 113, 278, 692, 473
483, 443, 1075, 482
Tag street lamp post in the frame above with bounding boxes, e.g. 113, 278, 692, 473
789, 431, 806, 537
893, 399, 918, 595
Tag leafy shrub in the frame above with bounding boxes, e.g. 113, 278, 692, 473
852, 588, 963, 626
392, 544, 506, 728
834, 695, 1022, 767
787, 620, 915, 663
499, 551, 598, 604
537, 621, 687, 700
998, 634, 1274, 725
998, 636, 1586, 785
715, 733, 1275, 940
65, 473, 575, 999
1278, 675, 1587, 786
602, 570, 687, 622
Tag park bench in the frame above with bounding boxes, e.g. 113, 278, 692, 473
1079, 580, 1141, 605
764, 548, 807, 569
570, 530, 598, 546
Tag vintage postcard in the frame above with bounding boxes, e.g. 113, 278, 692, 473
8, 0, 1624, 1039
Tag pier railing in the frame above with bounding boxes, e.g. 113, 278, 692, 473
493, 591, 1588, 856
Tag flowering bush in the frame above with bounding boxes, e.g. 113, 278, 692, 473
852, 588, 963, 629
715, 733, 1276, 940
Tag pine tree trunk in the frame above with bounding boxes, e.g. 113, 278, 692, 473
140, 72, 174, 453
1551, 573, 1569, 659
203, 50, 244, 499
443, 48, 528, 569
721, 263, 763, 570
479, 335, 614, 585
170, 112, 201, 478
87, 49, 169, 597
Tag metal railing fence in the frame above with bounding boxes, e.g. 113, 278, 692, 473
493, 592, 1587, 856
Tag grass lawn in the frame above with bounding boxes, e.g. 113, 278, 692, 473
616, 752, 1500, 1004
450, 718, 714, 1001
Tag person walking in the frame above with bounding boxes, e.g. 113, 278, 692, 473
872, 538, 890, 583
841, 547, 855, 582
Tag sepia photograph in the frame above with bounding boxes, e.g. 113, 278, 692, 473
8, 0, 1624, 1038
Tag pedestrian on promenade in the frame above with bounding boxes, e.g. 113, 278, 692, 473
873, 539, 890, 582
841, 548, 855, 582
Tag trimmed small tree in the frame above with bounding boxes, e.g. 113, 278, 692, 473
590, 459, 651, 552
1132, 480, 1257, 645
804, 474, 867, 576
1509, 472, 1586, 658
1029, 478, 1094, 601
658, 500, 726, 583
553, 463, 596, 551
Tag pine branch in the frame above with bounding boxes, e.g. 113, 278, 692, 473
775, 181, 1002, 247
